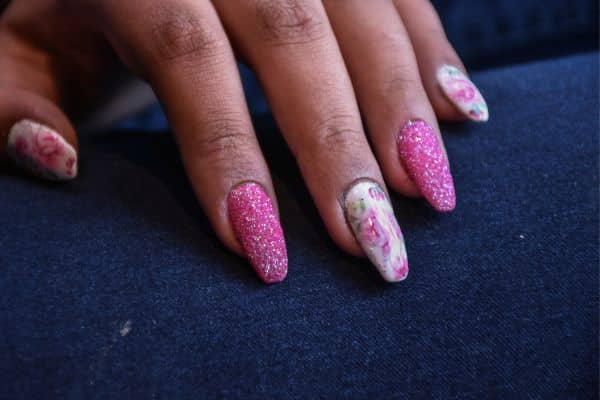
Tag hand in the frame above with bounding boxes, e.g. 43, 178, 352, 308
0, 0, 488, 283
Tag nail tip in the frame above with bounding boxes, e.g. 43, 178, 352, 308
468, 108, 489, 123
381, 262, 409, 283
436, 205, 456, 213
261, 270, 288, 284
432, 197, 456, 212
56, 163, 78, 181
383, 273, 408, 283
247, 244, 288, 284
256, 257, 288, 284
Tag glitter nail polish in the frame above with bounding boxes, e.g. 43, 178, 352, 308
7, 119, 77, 180
397, 119, 456, 212
228, 182, 288, 283
344, 181, 409, 282
437, 65, 489, 122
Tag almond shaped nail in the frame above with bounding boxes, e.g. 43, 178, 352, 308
437, 65, 489, 122
7, 120, 77, 180
228, 182, 288, 283
344, 181, 409, 282
398, 120, 456, 212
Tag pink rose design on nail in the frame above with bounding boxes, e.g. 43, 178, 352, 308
368, 186, 385, 201
35, 131, 63, 161
446, 78, 476, 102
360, 210, 390, 253
65, 157, 75, 175
8, 120, 78, 180
393, 257, 409, 280
14, 137, 29, 157
387, 212, 403, 240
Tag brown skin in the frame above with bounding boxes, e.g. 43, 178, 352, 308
0, 0, 467, 259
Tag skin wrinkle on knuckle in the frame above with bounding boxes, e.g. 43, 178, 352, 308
422, 26, 448, 40
360, 28, 423, 100
170, 49, 228, 81
148, 13, 226, 64
375, 62, 424, 109
253, 0, 327, 46
377, 27, 411, 49
189, 115, 255, 165
303, 112, 364, 157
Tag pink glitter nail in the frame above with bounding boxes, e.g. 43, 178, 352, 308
397, 120, 456, 212
228, 182, 288, 283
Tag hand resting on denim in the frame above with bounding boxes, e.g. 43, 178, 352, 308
0, 0, 488, 283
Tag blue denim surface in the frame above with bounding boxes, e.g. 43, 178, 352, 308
432, 0, 598, 69
0, 52, 598, 399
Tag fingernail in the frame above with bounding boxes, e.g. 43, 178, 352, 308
7, 120, 77, 180
397, 119, 456, 212
228, 182, 288, 283
437, 65, 489, 122
344, 181, 409, 282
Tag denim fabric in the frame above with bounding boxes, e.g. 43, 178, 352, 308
431, 0, 598, 69
0, 53, 598, 399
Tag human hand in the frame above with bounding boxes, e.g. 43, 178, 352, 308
0, 0, 488, 283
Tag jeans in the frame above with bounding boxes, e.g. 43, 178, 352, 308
0, 53, 598, 399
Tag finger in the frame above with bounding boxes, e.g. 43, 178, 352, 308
0, 26, 78, 180
393, 0, 489, 122
323, 0, 455, 212
100, 0, 287, 283
213, 0, 409, 282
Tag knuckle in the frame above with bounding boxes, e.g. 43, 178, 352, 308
149, 13, 225, 64
369, 58, 424, 114
376, 28, 410, 50
383, 64, 423, 96
309, 112, 364, 153
191, 115, 254, 164
376, 72, 424, 118
366, 29, 424, 100
253, 0, 327, 46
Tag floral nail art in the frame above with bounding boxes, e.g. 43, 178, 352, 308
7, 120, 77, 180
344, 181, 408, 282
437, 65, 489, 122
